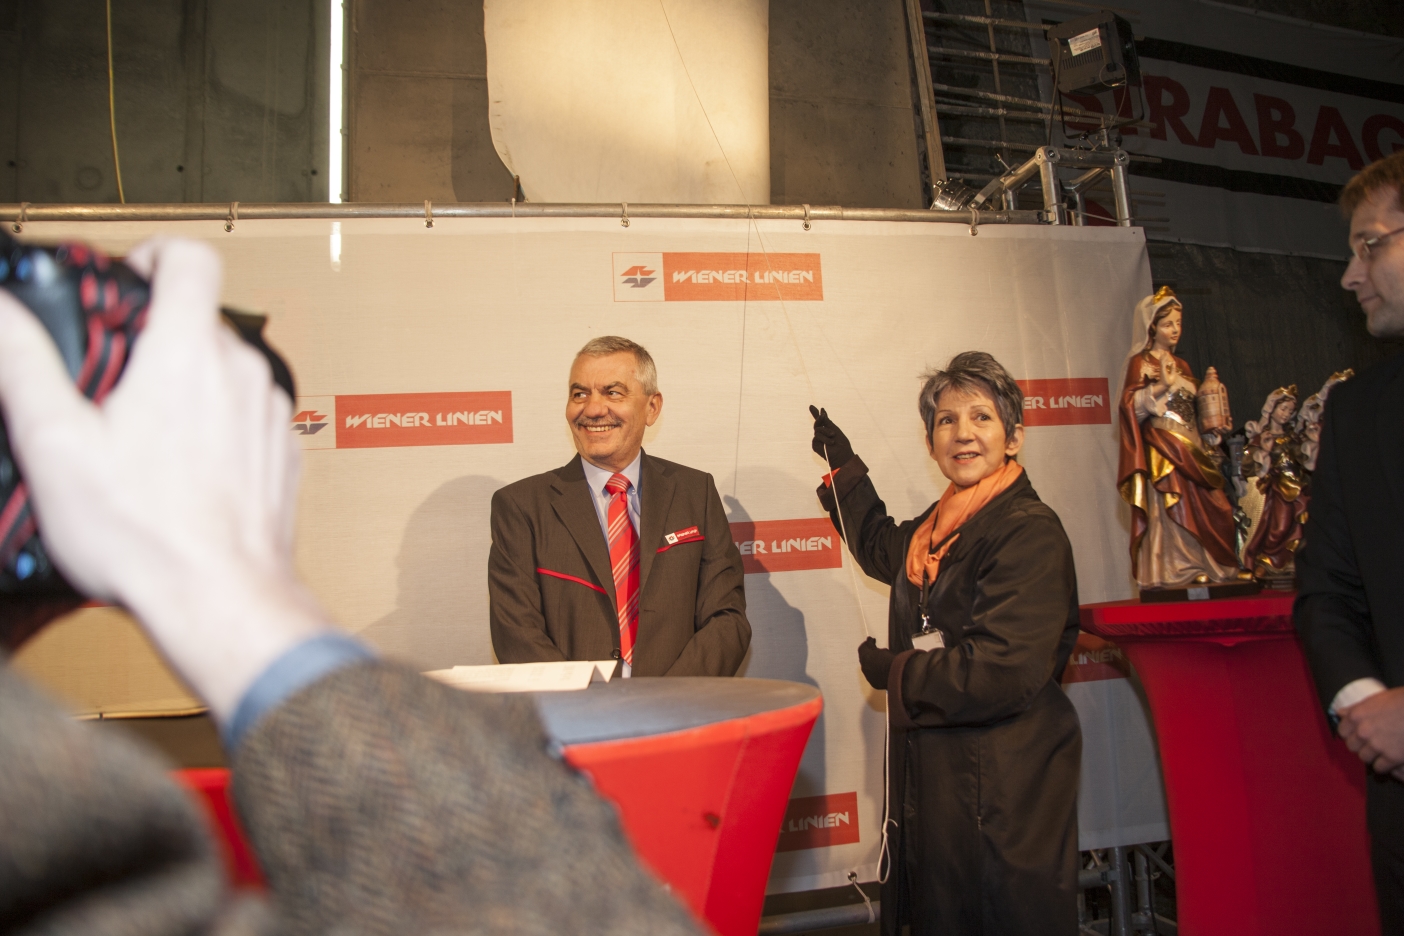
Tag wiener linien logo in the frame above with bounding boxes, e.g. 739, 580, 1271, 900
290, 410, 329, 435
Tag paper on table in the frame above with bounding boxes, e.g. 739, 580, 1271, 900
424, 660, 617, 693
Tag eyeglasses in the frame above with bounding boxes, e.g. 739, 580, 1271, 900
1351, 224, 1404, 262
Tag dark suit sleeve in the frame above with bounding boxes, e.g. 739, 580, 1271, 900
232, 662, 704, 936
489, 488, 568, 663
818, 455, 913, 586
892, 512, 1076, 728
662, 475, 752, 677
1294, 396, 1382, 712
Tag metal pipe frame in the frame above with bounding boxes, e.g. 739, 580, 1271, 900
928, 45, 1051, 67
1110, 153, 1132, 228
905, 0, 948, 185
0, 202, 1045, 226
968, 145, 1131, 226
923, 10, 1048, 32
942, 135, 1039, 152
932, 102, 1048, 122
1110, 846, 1134, 936
1037, 150, 1067, 225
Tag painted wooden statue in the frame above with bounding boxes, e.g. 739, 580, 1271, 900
1117, 286, 1247, 592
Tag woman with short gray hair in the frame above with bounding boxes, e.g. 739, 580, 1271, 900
810, 350, 1082, 936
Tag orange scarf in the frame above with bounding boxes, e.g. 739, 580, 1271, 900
906, 459, 1023, 587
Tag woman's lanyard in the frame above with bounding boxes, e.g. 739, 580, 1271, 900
919, 569, 933, 634
917, 528, 960, 636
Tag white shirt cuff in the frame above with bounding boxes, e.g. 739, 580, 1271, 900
1331, 677, 1387, 715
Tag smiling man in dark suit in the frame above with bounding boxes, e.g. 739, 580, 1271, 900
489, 336, 750, 676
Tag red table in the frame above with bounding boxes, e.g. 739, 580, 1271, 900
177, 677, 820, 936
1081, 594, 1378, 936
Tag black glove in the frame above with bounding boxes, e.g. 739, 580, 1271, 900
810, 405, 854, 469
858, 637, 895, 691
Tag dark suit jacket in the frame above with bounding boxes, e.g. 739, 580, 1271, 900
1295, 353, 1404, 708
0, 659, 704, 936
489, 452, 750, 676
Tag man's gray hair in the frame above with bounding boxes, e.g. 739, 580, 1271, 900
918, 351, 1024, 439
576, 336, 659, 395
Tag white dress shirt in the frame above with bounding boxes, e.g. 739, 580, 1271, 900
1332, 677, 1387, 715
579, 452, 643, 677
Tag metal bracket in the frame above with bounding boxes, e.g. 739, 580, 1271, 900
802, 203, 812, 231
424, 200, 434, 228
11, 202, 28, 234
969, 206, 979, 236
620, 202, 630, 228
224, 201, 238, 233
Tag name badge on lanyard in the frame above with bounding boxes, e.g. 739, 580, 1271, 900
916, 565, 946, 652
912, 628, 945, 652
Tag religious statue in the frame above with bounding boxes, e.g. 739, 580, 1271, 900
1234, 371, 1354, 587
1297, 369, 1353, 472
1118, 286, 1250, 596
1243, 386, 1299, 478
1240, 386, 1305, 587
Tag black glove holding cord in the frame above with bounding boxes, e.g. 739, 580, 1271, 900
809, 405, 854, 470
858, 637, 895, 691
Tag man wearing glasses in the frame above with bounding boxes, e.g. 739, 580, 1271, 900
1296, 148, 1404, 928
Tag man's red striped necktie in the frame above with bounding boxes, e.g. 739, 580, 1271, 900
604, 473, 640, 666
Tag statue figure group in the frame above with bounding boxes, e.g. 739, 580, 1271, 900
1239, 371, 1352, 586
1117, 285, 1352, 596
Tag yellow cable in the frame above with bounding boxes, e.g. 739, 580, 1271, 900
106, 0, 125, 204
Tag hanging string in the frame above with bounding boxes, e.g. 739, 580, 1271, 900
105, 0, 126, 203
656, 2, 894, 885
659, 0, 897, 639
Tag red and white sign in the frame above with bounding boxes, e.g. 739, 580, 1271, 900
1061, 633, 1132, 685
290, 392, 513, 449
613, 252, 823, 302
776, 792, 861, 852
730, 518, 842, 574
1018, 378, 1112, 427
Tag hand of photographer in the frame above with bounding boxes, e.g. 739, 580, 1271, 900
0, 238, 333, 723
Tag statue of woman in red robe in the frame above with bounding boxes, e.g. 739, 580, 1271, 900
1242, 386, 1305, 586
1117, 286, 1244, 591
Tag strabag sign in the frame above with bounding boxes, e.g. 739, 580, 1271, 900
613, 252, 823, 302
729, 518, 842, 574
290, 392, 513, 449
776, 792, 861, 852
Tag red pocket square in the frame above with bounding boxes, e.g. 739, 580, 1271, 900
657, 525, 704, 553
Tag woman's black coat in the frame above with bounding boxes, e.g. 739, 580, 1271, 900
821, 456, 1082, 936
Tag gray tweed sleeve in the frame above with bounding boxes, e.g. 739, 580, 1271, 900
230, 661, 704, 936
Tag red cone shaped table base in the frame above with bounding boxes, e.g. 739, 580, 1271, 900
176, 677, 820, 936
1081, 594, 1378, 936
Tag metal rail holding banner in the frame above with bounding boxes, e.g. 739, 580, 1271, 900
4, 204, 1167, 932
1, 202, 1043, 228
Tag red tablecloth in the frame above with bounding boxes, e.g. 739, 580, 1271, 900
1082, 593, 1379, 936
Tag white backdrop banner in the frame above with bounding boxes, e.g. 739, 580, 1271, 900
19, 216, 1161, 892
1028, 0, 1404, 259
